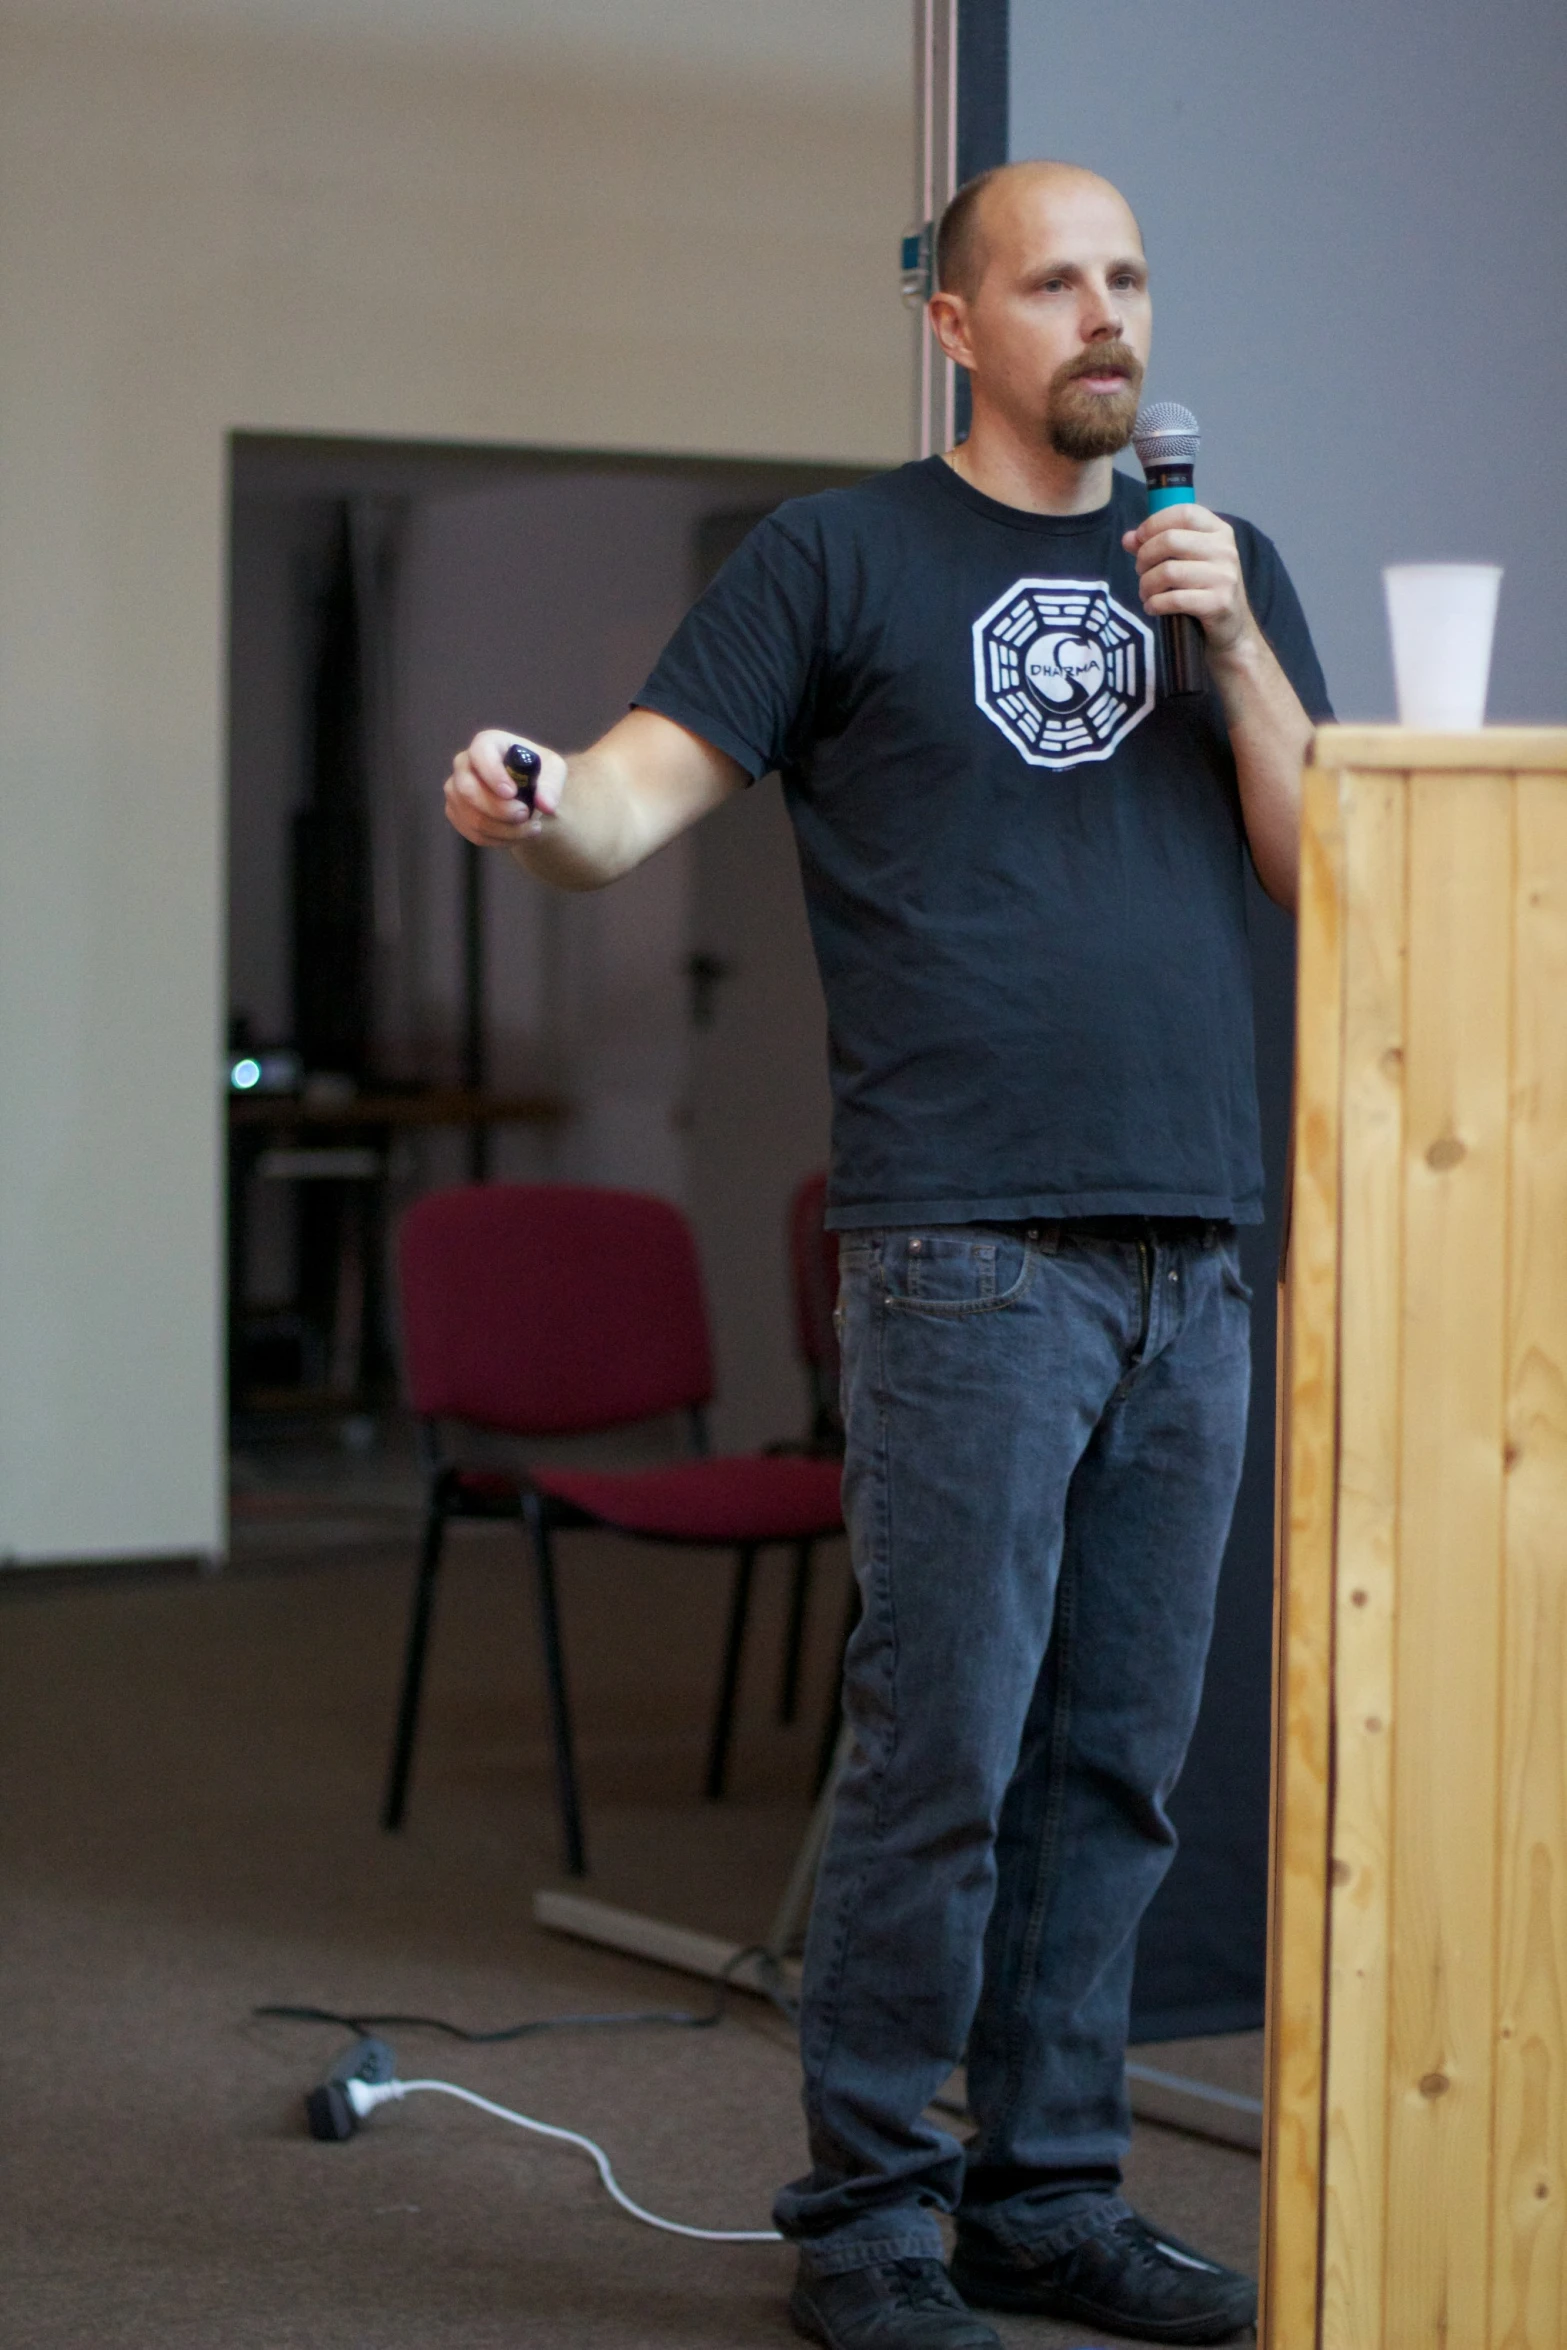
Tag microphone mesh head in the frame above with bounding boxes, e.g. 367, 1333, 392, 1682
1133, 401, 1200, 469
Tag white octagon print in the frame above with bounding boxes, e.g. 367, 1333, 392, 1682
972, 577, 1155, 768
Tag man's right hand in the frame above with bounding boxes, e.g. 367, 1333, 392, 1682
444, 729, 568, 848
439, 710, 747, 892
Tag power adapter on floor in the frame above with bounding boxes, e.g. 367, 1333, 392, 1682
304, 2035, 397, 2142
303, 2036, 781, 2245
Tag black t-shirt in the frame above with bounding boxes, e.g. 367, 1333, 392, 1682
636, 457, 1331, 1230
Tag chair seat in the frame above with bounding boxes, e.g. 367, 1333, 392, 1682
449, 1468, 525, 1506
388, 1180, 850, 1877
530, 1452, 844, 1544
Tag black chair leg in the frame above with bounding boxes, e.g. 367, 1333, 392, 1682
778, 1539, 814, 1724
706, 1544, 757, 1800
382, 1492, 449, 1830
525, 1494, 587, 1878
814, 1573, 862, 1798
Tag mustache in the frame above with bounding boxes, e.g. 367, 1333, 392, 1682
1053, 343, 1144, 392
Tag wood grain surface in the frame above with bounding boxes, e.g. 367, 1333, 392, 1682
1270, 738, 1567, 2348
1491, 777, 1567, 2346
1262, 761, 1344, 2349
1314, 727, 1567, 773
1384, 770, 1510, 2344
1319, 769, 1406, 2347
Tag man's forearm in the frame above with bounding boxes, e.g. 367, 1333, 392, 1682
446, 710, 746, 883
1209, 629, 1314, 913
504, 745, 653, 891
1125, 501, 1315, 913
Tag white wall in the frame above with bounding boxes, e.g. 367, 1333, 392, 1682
0, 11, 909, 1561
1010, 0, 1567, 722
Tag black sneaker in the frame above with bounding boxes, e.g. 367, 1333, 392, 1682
950, 2211, 1256, 2344
790, 2257, 1005, 2349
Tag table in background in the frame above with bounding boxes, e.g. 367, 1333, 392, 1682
228, 1089, 568, 1419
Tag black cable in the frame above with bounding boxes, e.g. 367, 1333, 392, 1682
732, 1945, 800, 2030
254, 1997, 723, 2042
254, 1942, 796, 2046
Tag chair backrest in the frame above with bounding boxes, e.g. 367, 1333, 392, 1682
398, 1183, 715, 1436
788, 1170, 840, 1411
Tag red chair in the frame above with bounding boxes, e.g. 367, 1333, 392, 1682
381, 1183, 845, 1876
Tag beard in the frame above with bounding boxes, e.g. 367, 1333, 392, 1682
1045, 342, 1145, 460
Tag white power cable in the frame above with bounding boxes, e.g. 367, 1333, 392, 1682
348, 2075, 782, 2244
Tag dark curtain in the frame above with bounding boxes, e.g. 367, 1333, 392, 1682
292, 503, 372, 1080
1128, 874, 1294, 2040
288, 503, 376, 1388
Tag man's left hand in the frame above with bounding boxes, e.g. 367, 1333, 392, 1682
1121, 504, 1255, 660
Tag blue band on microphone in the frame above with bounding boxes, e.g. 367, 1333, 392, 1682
1147, 483, 1196, 511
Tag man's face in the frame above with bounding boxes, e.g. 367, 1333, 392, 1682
939, 173, 1151, 459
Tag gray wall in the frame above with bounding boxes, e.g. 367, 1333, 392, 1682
1008, 0, 1566, 2032
689, 779, 833, 1455
395, 469, 710, 1205
1011, 0, 1567, 724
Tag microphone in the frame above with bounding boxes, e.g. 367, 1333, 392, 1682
1132, 401, 1209, 698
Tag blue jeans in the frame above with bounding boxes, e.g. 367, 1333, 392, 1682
774, 1221, 1252, 2273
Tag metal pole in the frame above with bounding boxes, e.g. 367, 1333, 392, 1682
914, 0, 960, 460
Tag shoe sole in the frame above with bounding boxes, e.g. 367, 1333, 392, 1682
790, 2284, 1005, 2350
950, 2264, 1254, 2346
788, 2291, 832, 2347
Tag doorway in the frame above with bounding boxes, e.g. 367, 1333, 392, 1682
226, 434, 861, 1508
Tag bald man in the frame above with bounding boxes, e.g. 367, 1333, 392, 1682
446, 162, 1329, 2348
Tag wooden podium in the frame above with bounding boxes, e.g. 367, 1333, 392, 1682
1263, 727, 1567, 2348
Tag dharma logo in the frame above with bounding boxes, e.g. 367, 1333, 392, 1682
972, 577, 1155, 768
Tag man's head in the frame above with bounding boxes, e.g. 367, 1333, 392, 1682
929, 161, 1150, 461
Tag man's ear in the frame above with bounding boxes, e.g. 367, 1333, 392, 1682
926, 292, 975, 372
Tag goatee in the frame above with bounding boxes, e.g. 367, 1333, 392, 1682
1046, 343, 1145, 460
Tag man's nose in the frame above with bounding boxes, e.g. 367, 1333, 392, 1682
1082, 279, 1123, 339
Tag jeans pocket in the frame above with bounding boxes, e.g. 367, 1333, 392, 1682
881, 1229, 1034, 1316
1219, 1241, 1255, 1306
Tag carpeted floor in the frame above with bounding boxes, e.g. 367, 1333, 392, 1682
0, 1467, 1262, 2348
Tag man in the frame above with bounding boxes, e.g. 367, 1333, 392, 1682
446, 162, 1329, 2349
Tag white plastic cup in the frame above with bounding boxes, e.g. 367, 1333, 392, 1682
1382, 563, 1503, 730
